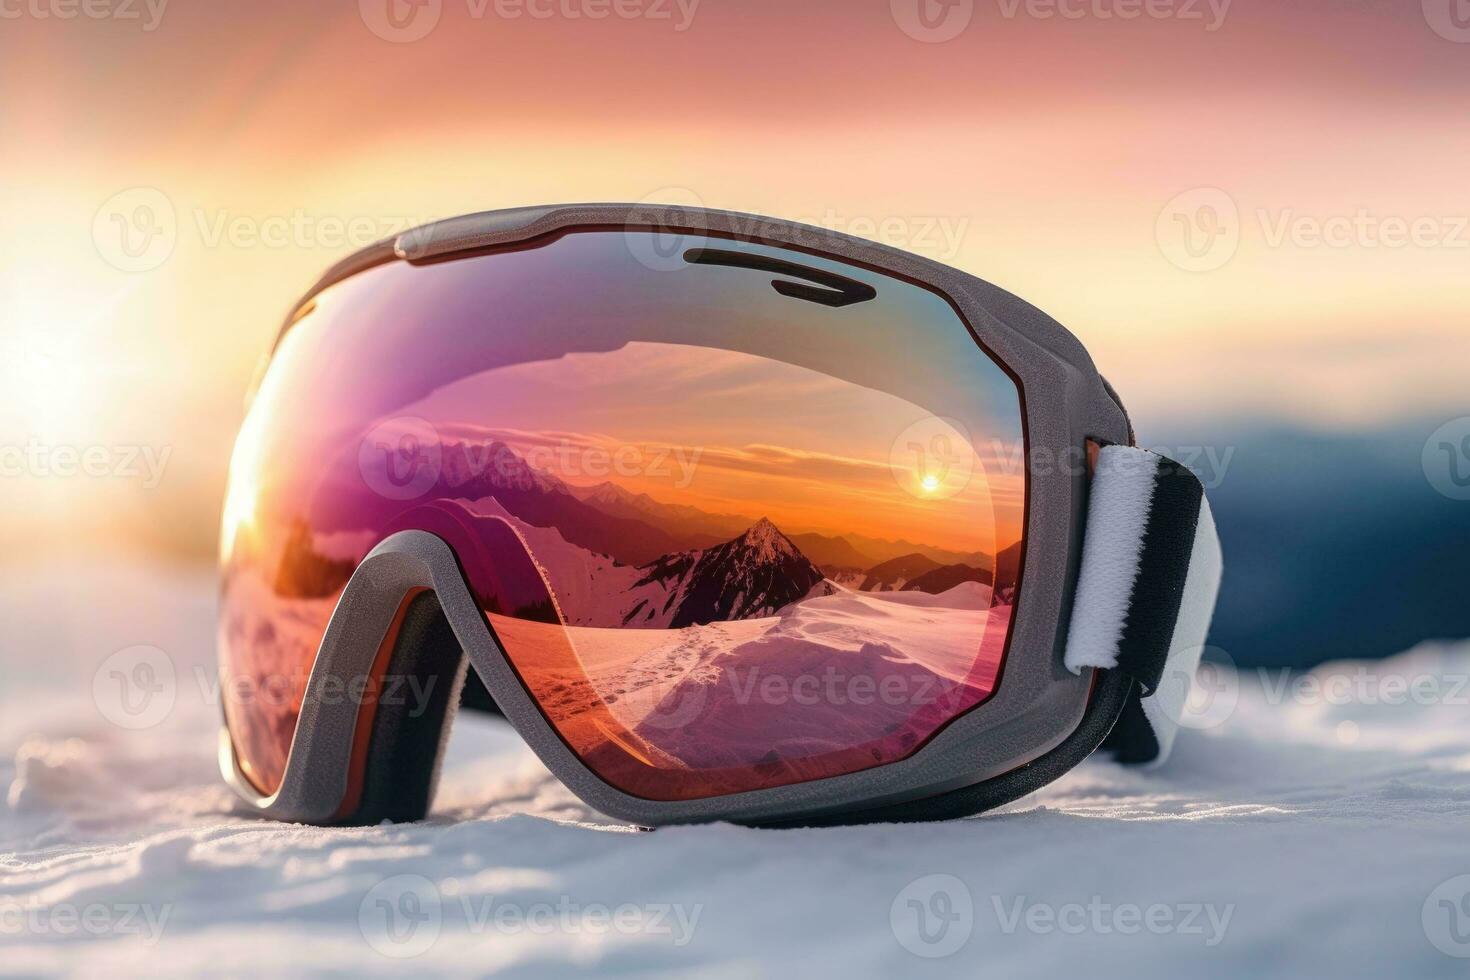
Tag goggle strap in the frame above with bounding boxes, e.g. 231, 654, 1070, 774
1063, 445, 1224, 765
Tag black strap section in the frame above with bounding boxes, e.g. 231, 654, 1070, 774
1100, 685, 1160, 763
1101, 455, 1206, 766
1112, 458, 1204, 696
460, 669, 505, 716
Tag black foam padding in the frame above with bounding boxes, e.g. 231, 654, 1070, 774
459, 669, 505, 717
339, 593, 468, 825
1099, 685, 1160, 763
1114, 459, 1204, 696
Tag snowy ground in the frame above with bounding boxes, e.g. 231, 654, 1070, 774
3, 563, 1469, 978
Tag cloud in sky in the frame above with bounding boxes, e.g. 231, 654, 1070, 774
1, 0, 1465, 563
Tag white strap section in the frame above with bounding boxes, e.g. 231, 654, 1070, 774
1064, 446, 1159, 673
1063, 445, 1224, 765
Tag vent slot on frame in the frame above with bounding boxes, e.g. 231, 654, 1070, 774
683, 247, 878, 309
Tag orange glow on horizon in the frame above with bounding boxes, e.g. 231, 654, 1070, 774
2, 0, 1466, 565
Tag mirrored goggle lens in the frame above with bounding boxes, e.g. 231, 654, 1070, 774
219, 228, 1026, 800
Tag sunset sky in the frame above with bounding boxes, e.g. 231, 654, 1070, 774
1, 0, 1466, 563
228, 230, 1028, 563
413, 342, 1028, 553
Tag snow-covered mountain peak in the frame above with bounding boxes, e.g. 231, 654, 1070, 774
440, 440, 562, 494
578, 481, 634, 506
737, 517, 798, 563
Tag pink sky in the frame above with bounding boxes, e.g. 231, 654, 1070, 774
1, 0, 1466, 562
412, 342, 1027, 553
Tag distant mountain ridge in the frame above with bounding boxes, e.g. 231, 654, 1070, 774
787, 531, 877, 570
860, 553, 942, 592
565, 477, 990, 570
903, 563, 992, 595
568, 480, 744, 547
283, 483, 1010, 636
297, 442, 1011, 620
428, 442, 685, 564
411, 497, 830, 630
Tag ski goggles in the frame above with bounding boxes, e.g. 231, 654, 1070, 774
218, 204, 1221, 827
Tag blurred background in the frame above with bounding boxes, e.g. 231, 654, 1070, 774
1, 0, 1467, 669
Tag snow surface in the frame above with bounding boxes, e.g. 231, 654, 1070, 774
3, 562, 1469, 978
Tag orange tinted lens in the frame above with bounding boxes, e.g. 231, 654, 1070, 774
219, 230, 1025, 800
